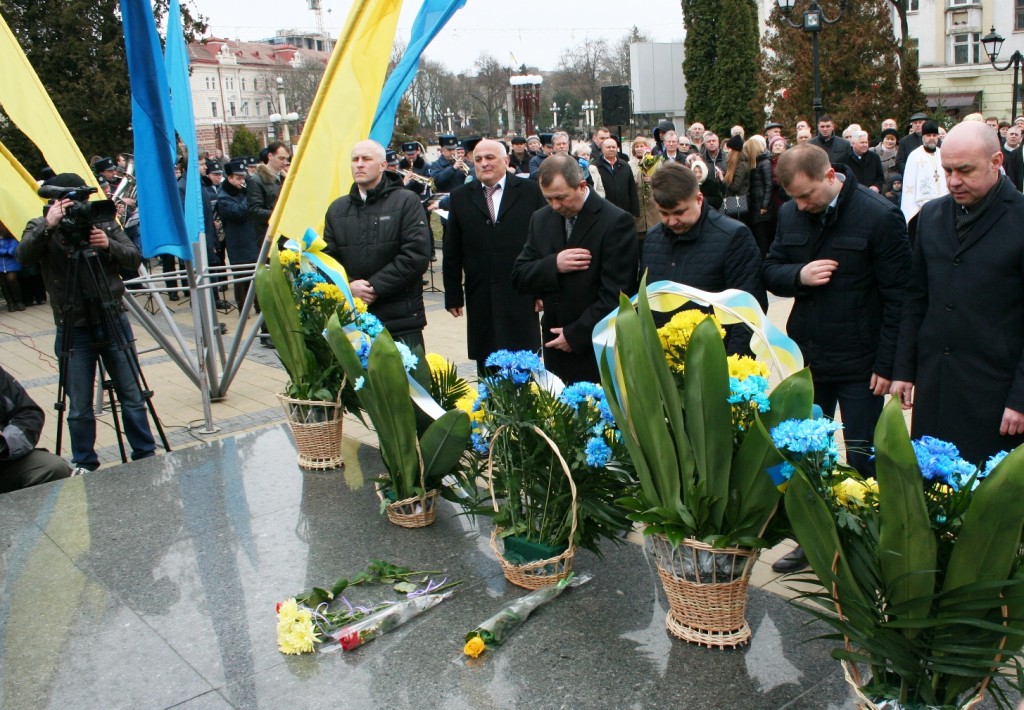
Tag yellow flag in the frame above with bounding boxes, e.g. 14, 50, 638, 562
0, 13, 97, 187
268, 0, 403, 241
0, 140, 45, 237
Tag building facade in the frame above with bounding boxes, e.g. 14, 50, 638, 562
187, 34, 331, 156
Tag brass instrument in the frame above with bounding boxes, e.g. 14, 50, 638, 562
400, 169, 436, 191
454, 159, 470, 175
111, 155, 139, 227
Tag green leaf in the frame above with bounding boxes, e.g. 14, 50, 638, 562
683, 318, 733, 531
419, 409, 471, 487
364, 331, 420, 497
393, 582, 417, 594
875, 398, 936, 637
254, 241, 308, 385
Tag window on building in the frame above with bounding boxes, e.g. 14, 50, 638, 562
211, 101, 218, 117
1018, 0, 1024, 31
256, 102, 261, 116
267, 102, 273, 115
908, 0, 919, 11
230, 101, 236, 117
254, 78, 259, 91
952, 32, 981, 65
226, 77, 234, 90
241, 102, 249, 116
949, 0, 973, 6
241, 78, 246, 91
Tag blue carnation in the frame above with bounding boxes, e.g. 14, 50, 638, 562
912, 436, 977, 488
983, 450, 1010, 476
395, 341, 419, 372
585, 436, 612, 467
354, 376, 365, 391
728, 375, 771, 412
484, 349, 544, 384
356, 340, 371, 368
771, 418, 843, 455
559, 382, 604, 410
356, 312, 384, 338
471, 431, 490, 455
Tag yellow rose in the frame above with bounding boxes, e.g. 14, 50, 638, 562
464, 635, 486, 658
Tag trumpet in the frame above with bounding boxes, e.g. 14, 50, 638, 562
454, 159, 470, 175
400, 169, 436, 190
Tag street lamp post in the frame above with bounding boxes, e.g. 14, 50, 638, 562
982, 27, 1024, 123
777, 0, 844, 127
582, 99, 597, 130
444, 107, 454, 134
271, 77, 300, 146
551, 102, 560, 128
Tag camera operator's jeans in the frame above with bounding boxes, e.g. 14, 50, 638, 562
55, 315, 157, 471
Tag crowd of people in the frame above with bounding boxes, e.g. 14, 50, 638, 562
5, 108, 1024, 570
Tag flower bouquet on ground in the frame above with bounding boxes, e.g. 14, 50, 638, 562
783, 399, 1024, 709
326, 317, 470, 528
598, 279, 814, 647
255, 241, 371, 468
462, 350, 634, 589
463, 573, 592, 658
275, 560, 459, 655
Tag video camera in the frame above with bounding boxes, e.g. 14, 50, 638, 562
37, 185, 117, 248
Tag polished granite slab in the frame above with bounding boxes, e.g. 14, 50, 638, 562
0, 424, 993, 709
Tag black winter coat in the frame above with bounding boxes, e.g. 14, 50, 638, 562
323, 172, 432, 336
593, 158, 640, 216
895, 133, 923, 176
893, 175, 1024, 461
17, 217, 141, 327
641, 206, 766, 354
443, 176, 547, 361
749, 153, 773, 224
246, 165, 282, 238
0, 366, 45, 463
810, 134, 853, 164
843, 150, 886, 192
216, 181, 260, 265
762, 167, 910, 382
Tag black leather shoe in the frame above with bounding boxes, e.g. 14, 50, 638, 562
771, 545, 808, 573
169, 292, 179, 302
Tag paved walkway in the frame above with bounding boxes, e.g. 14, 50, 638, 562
1, 255, 809, 594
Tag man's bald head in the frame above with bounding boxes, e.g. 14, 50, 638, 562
473, 139, 509, 186
940, 121, 1004, 207
475, 139, 507, 158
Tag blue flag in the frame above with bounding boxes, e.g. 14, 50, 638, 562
368, 0, 467, 146
165, 0, 203, 248
120, 0, 191, 261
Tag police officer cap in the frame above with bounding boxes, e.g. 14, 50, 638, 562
539, 133, 554, 146
401, 141, 420, 153
245, 156, 258, 166
438, 135, 458, 149
92, 157, 116, 173
385, 149, 401, 165
225, 159, 248, 176
461, 136, 482, 153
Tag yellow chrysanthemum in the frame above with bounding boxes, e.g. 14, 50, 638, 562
426, 352, 451, 375
277, 598, 299, 619
455, 391, 478, 414
833, 477, 878, 506
353, 297, 368, 313
727, 354, 768, 380
312, 283, 342, 303
279, 250, 300, 266
464, 635, 486, 658
276, 600, 320, 655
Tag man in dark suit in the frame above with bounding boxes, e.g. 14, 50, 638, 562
893, 121, 1024, 462
1002, 125, 1023, 191
443, 139, 547, 372
894, 111, 928, 175
844, 130, 886, 192
511, 155, 638, 384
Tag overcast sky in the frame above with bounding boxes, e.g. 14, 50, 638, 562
196, 0, 685, 74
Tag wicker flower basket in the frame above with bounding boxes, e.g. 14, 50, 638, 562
486, 424, 577, 590
650, 534, 759, 648
375, 486, 439, 529
277, 392, 345, 470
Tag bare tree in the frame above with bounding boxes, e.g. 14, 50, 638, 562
557, 38, 611, 104
606, 26, 653, 86
467, 54, 511, 136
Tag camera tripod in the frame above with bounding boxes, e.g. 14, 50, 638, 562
53, 243, 171, 466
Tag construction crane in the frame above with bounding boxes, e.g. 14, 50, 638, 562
307, 0, 332, 52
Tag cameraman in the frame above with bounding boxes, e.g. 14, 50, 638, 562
17, 172, 156, 472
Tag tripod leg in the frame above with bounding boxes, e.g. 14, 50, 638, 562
101, 368, 129, 464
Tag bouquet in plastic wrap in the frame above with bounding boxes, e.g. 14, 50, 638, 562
327, 589, 453, 653
463, 574, 591, 658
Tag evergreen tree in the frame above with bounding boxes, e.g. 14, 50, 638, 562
759, 0, 903, 135
391, 98, 422, 148
0, 0, 205, 175
682, 0, 720, 128
710, 0, 762, 133
228, 126, 260, 159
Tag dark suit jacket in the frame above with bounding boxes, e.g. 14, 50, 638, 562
893, 175, 1024, 461
510, 190, 638, 383
843, 150, 886, 192
1003, 146, 1023, 191
442, 175, 547, 362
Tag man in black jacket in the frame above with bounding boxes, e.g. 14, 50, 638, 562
843, 131, 885, 192
18, 173, 157, 472
443, 139, 547, 371
594, 138, 639, 217
323, 140, 432, 351
763, 145, 910, 570
0, 366, 72, 493
641, 163, 766, 355
894, 111, 928, 175
511, 155, 638, 384
809, 114, 852, 164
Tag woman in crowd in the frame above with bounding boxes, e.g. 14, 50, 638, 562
687, 155, 722, 210
573, 145, 604, 197
872, 127, 900, 179
745, 135, 774, 257
721, 134, 750, 223
630, 136, 661, 240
